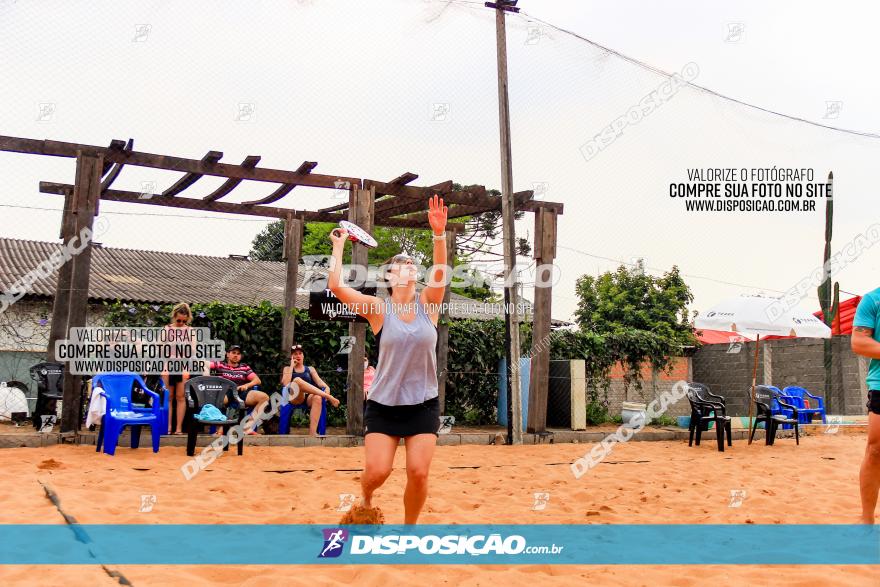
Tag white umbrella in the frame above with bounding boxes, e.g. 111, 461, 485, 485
695, 294, 831, 443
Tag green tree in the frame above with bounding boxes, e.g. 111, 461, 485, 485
574, 261, 696, 397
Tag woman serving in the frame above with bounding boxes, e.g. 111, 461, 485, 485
329, 195, 448, 524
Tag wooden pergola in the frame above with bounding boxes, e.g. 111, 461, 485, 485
0, 135, 563, 436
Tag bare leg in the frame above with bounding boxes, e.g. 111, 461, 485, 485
307, 394, 322, 436
860, 411, 880, 524
243, 390, 270, 433
403, 434, 437, 524
362, 433, 398, 508
174, 381, 186, 434
160, 372, 172, 434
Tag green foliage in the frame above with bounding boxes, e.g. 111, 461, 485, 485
444, 318, 508, 425
651, 414, 678, 427
249, 221, 287, 262
586, 402, 612, 425
574, 262, 696, 401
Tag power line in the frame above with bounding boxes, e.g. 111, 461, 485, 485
514, 11, 880, 140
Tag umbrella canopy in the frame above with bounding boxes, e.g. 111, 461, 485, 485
695, 295, 831, 340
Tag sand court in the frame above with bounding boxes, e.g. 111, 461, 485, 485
1, 433, 876, 585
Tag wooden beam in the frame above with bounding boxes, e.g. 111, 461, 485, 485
436, 229, 457, 414
42, 182, 481, 231
241, 161, 317, 205
281, 215, 303, 354
429, 180, 454, 193
61, 151, 103, 432
520, 199, 564, 214
101, 139, 127, 176
202, 155, 261, 201
41, 182, 293, 219
161, 151, 223, 197
527, 207, 557, 434
374, 186, 493, 218
394, 190, 542, 222
346, 186, 374, 436
390, 172, 419, 185
364, 179, 491, 207
100, 138, 134, 195
0, 135, 359, 189
47, 188, 76, 361
316, 201, 351, 214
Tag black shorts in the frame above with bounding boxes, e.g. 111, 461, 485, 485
167, 373, 184, 387
364, 397, 441, 437
867, 390, 880, 415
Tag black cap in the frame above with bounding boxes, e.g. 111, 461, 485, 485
290, 344, 304, 352
228, 344, 242, 352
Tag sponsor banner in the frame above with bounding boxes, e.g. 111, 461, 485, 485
1, 524, 878, 565
308, 278, 377, 323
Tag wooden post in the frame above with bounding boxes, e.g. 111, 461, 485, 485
47, 188, 77, 362
492, 3, 523, 445
346, 186, 374, 436
436, 228, 457, 414
527, 206, 557, 433
60, 151, 102, 432
281, 215, 303, 353
747, 335, 761, 444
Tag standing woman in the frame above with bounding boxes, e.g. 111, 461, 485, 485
162, 303, 192, 434
329, 195, 448, 524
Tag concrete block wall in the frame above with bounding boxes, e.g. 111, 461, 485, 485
692, 335, 867, 416
602, 357, 692, 419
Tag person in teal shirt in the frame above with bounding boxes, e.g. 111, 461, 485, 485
851, 288, 880, 524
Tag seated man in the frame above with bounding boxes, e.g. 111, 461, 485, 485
208, 344, 269, 435
281, 343, 339, 436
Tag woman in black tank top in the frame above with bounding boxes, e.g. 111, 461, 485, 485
281, 343, 340, 436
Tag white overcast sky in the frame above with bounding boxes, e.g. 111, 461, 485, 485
2, 0, 879, 322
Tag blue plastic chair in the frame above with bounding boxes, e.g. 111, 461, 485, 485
133, 376, 170, 434
93, 373, 163, 456
278, 385, 327, 435
766, 385, 797, 429
782, 386, 827, 424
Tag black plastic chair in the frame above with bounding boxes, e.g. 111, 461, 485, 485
750, 385, 799, 446
184, 376, 248, 457
29, 362, 64, 430
686, 385, 732, 452
690, 382, 728, 408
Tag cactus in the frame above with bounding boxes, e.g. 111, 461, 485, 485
817, 171, 838, 410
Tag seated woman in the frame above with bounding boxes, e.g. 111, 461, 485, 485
281, 343, 339, 436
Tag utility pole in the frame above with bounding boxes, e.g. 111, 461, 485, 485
486, 0, 522, 445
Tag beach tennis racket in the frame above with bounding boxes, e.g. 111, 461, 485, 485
333, 220, 378, 248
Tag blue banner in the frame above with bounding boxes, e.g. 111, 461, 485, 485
2, 524, 878, 565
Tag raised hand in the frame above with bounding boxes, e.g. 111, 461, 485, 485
427, 194, 447, 235
330, 227, 349, 246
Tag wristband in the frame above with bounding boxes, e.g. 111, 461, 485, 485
432, 233, 446, 241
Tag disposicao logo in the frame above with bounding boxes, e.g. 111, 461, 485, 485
318, 528, 349, 558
